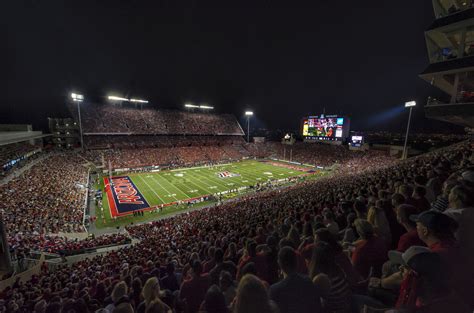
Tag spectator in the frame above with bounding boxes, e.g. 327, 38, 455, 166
269, 247, 322, 313
351, 219, 388, 278
200, 285, 229, 313
233, 274, 277, 313
209, 248, 237, 285
395, 205, 425, 252
179, 261, 211, 313
309, 242, 351, 313
137, 277, 170, 313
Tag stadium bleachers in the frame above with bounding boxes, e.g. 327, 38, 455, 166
0, 140, 472, 312
69, 103, 244, 136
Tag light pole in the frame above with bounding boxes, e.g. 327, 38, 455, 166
402, 101, 416, 160
245, 111, 253, 143
71, 93, 84, 150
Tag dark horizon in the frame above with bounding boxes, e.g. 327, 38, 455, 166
4, 1, 463, 134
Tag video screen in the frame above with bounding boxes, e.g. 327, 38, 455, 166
302, 116, 344, 140
350, 135, 363, 147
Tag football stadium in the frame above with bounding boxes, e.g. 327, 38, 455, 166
2, 1, 474, 313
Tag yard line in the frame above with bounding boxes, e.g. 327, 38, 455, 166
135, 175, 165, 204
149, 175, 181, 202
178, 173, 215, 195
155, 173, 194, 199
190, 169, 231, 189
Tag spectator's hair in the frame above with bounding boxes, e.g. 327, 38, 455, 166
219, 270, 233, 286
234, 274, 274, 313
203, 285, 229, 313
144, 299, 169, 313
314, 228, 343, 253
245, 240, 257, 257
354, 219, 374, 239
309, 241, 340, 279
391, 193, 405, 207
279, 237, 295, 249
142, 277, 160, 307
214, 248, 224, 263
111, 281, 128, 303
192, 260, 203, 275
396, 205, 418, 228
353, 200, 367, 217
240, 262, 257, 278
413, 186, 426, 197
278, 246, 297, 274
449, 185, 473, 207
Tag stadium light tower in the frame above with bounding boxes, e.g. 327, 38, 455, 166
402, 101, 416, 160
71, 93, 84, 150
245, 111, 253, 143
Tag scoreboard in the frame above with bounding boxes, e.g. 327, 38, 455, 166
302, 115, 350, 141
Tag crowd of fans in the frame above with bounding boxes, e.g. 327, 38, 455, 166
0, 154, 88, 251
1, 139, 472, 312
70, 104, 244, 136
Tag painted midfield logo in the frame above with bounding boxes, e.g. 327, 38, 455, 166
217, 171, 240, 178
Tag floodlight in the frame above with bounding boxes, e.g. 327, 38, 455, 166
405, 101, 416, 107
130, 98, 149, 103
199, 105, 214, 109
71, 93, 84, 102
108, 96, 129, 101
185, 104, 199, 108
245, 111, 254, 116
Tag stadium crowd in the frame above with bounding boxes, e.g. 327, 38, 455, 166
0, 140, 472, 313
71, 104, 244, 136
0, 154, 88, 251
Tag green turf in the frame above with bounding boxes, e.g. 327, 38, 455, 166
95, 160, 320, 229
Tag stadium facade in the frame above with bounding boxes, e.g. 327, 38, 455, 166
421, 1, 474, 128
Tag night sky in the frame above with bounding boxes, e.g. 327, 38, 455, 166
4, 1, 461, 133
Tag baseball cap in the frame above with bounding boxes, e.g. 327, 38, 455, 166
388, 245, 431, 266
409, 210, 457, 233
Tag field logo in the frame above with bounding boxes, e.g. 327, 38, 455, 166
217, 171, 240, 178
112, 177, 145, 204
105, 176, 150, 217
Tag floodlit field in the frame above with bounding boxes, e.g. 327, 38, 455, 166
97, 160, 319, 228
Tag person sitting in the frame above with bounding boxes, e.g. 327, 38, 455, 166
179, 261, 211, 313
395, 205, 425, 252
351, 219, 388, 278
219, 271, 237, 307
209, 248, 237, 285
199, 285, 229, 313
309, 242, 351, 313
137, 277, 170, 313
412, 210, 474, 309
269, 247, 322, 313
387, 246, 470, 313
233, 274, 278, 313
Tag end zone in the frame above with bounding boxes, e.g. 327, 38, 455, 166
104, 176, 150, 217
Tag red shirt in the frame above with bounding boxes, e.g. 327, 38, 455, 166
236, 253, 267, 280
180, 274, 212, 313
351, 236, 388, 278
430, 240, 474, 308
397, 229, 425, 252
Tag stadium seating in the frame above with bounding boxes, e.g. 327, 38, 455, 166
70, 103, 244, 136
1, 139, 473, 313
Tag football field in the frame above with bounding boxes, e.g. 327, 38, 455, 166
97, 160, 319, 228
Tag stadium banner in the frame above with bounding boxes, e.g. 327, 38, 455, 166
104, 176, 150, 217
